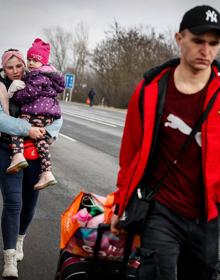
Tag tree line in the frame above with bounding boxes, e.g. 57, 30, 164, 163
44, 22, 219, 108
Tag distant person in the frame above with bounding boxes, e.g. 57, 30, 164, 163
88, 88, 96, 107
111, 5, 220, 280
6, 38, 65, 190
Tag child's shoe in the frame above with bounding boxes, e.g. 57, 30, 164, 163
34, 171, 57, 190
6, 153, 28, 174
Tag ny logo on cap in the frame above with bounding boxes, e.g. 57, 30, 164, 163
206, 10, 218, 23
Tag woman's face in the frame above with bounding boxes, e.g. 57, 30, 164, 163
4, 56, 25, 80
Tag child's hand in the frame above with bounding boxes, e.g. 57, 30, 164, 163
8, 80, 26, 97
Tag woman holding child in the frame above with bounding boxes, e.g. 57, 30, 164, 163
0, 47, 63, 278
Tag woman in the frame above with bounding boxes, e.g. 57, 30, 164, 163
0, 49, 63, 278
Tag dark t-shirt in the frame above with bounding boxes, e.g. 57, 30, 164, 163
149, 68, 208, 219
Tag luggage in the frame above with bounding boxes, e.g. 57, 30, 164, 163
55, 192, 140, 279
55, 224, 140, 280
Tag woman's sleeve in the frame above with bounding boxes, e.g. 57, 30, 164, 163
0, 104, 31, 136
0, 83, 9, 114
45, 117, 63, 139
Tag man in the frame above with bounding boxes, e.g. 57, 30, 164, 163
88, 88, 96, 106
111, 5, 220, 280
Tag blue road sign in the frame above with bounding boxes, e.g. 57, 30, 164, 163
65, 73, 75, 89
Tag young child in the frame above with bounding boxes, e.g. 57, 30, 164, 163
6, 38, 65, 190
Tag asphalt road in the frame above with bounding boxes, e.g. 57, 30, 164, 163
0, 102, 126, 279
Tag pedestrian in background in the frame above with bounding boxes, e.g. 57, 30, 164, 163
111, 5, 220, 280
88, 87, 96, 107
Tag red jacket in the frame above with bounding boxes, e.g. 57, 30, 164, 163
114, 60, 220, 221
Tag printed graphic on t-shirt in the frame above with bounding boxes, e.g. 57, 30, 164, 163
164, 113, 201, 147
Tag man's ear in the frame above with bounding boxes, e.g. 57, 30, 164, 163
175, 32, 182, 48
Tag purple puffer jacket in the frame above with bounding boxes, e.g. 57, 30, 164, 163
13, 70, 65, 118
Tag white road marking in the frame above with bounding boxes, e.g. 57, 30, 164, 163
63, 111, 122, 127
59, 133, 77, 142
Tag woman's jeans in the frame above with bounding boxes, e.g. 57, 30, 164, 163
138, 200, 219, 280
0, 142, 40, 249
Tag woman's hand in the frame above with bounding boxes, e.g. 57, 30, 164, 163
28, 127, 45, 139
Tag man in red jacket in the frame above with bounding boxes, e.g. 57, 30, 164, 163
111, 5, 220, 280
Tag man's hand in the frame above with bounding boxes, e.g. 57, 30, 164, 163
28, 127, 45, 139
110, 214, 125, 236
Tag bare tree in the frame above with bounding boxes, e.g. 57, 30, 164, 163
90, 22, 176, 108
71, 22, 89, 96
43, 23, 90, 101
43, 26, 72, 72
43, 22, 178, 108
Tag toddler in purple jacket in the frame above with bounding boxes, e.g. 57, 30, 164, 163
6, 38, 65, 190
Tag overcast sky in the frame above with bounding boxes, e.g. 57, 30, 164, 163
0, 0, 219, 61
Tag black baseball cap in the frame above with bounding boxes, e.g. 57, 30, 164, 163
179, 5, 220, 35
